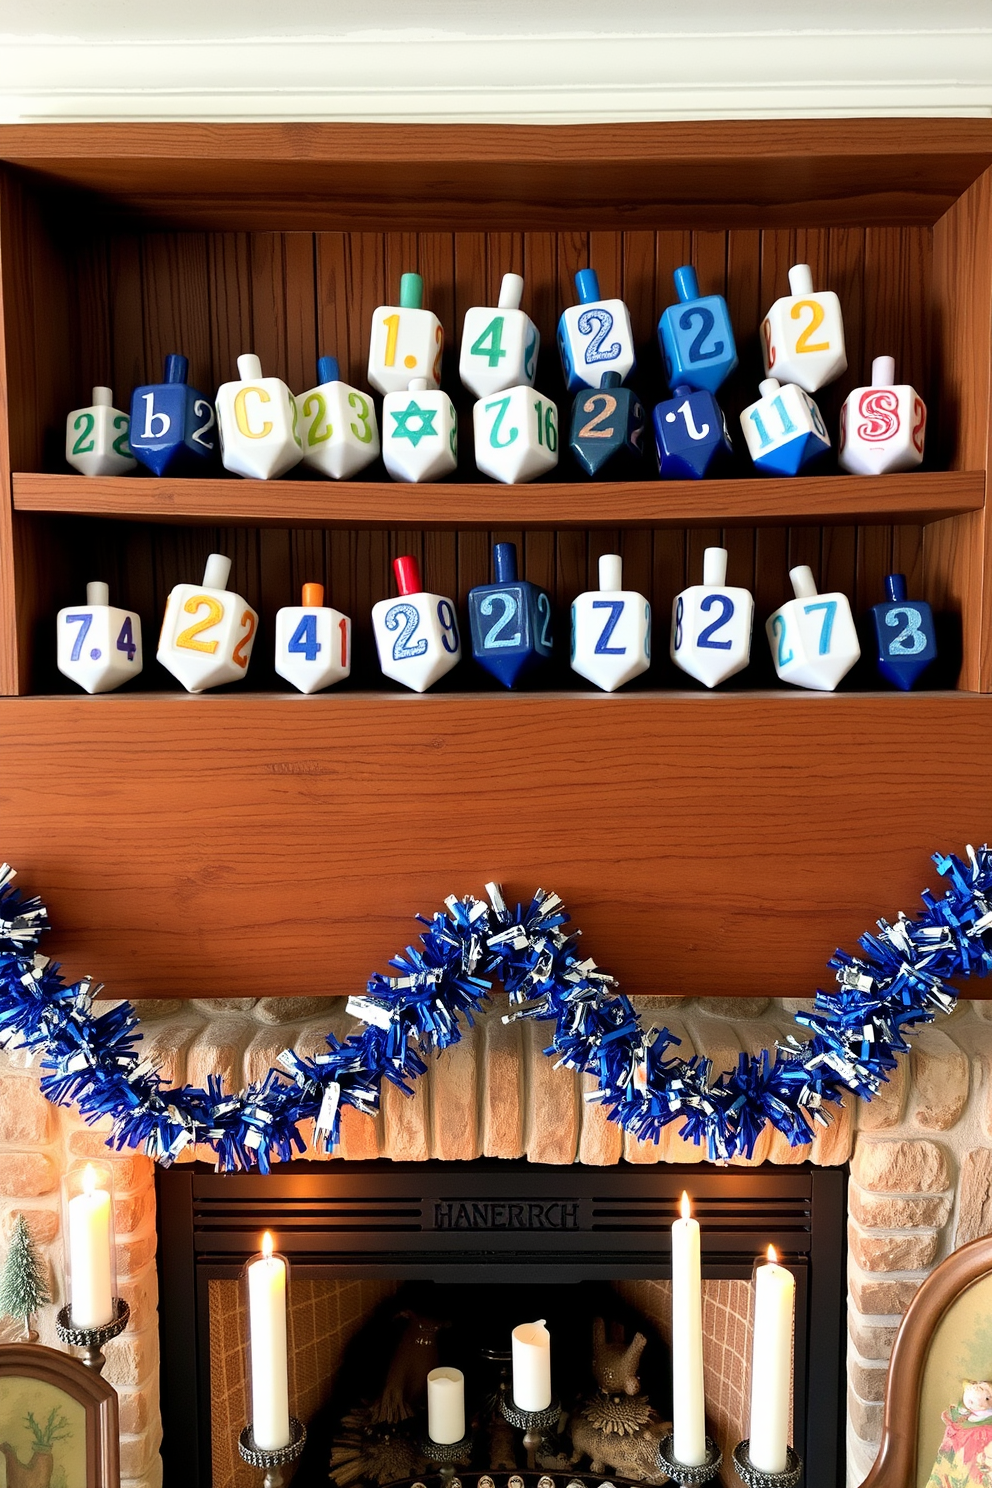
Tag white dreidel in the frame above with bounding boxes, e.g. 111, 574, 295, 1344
157, 552, 259, 693
473, 384, 558, 483
838, 355, 927, 475
671, 546, 754, 688
382, 378, 458, 482
368, 272, 444, 395
571, 553, 651, 692
296, 355, 380, 480
760, 263, 847, 394
215, 354, 303, 480
275, 582, 352, 693
459, 271, 540, 398
65, 387, 137, 477
765, 564, 861, 692
57, 581, 143, 694
372, 555, 461, 693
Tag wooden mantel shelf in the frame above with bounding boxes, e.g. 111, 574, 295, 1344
12, 470, 983, 530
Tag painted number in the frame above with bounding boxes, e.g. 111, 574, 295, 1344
112, 415, 131, 457
804, 600, 837, 655
486, 396, 518, 448
385, 602, 427, 661
678, 306, 723, 362
536, 591, 552, 651
674, 596, 684, 650
288, 614, 321, 661
578, 393, 617, 439
912, 397, 926, 455
533, 399, 557, 451
116, 617, 137, 661
470, 316, 507, 368
697, 594, 735, 650
71, 413, 95, 455
885, 606, 927, 656
437, 600, 459, 654
857, 389, 900, 443
480, 591, 521, 649
191, 399, 216, 449
761, 318, 776, 370
303, 392, 332, 446
577, 308, 620, 364
593, 599, 625, 654
772, 614, 793, 668
176, 595, 224, 654
349, 392, 374, 444
232, 611, 256, 669
749, 394, 797, 448
339, 618, 349, 667
66, 613, 93, 661
791, 299, 829, 354
524, 328, 538, 381
382, 313, 400, 368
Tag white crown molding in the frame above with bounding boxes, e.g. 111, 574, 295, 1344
0, 30, 991, 123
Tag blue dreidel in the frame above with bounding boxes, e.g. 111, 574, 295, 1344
129, 353, 217, 475
653, 383, 733, 479
870, 573, 937, 691
739, 378, 830, 476
569, 373, 645, 478
657, 266, 738, 395
468, 542, 553, 688
557, 269, 635, 393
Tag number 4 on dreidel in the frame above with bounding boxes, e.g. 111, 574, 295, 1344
275, 583, 352, 694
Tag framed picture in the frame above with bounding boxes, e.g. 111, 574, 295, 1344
0, 1342, 119, 1488
862, 1230, 992, 1488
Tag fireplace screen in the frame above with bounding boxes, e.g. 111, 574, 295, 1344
156, 1161, 845, 1488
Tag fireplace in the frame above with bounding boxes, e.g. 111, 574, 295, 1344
155, 1159, 846, 1488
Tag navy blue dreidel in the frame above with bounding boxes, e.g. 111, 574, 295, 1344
129, 354, 217, 475
653, 384, 733, 479
468, 542, 553, 688
871, 573, 937, 690
569, 372, 645, 478
658, 265, 738, 395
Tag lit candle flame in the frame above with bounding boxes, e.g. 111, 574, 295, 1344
680, 1191, 692, 1221
83, 1164, 97, 1197
262, 1231, 274, 1261
766, 1244, 778, 1264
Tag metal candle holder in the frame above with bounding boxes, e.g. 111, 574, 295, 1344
238, 1417, 306, 1488
498, 1394, 561, 1471
419, 1429, 474, 1487
55, 1297, 130, 1374
732, 1440, 803, 1488
657, 1432, 724, 1485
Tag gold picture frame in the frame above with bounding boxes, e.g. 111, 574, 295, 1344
0, 1343, 119, 1488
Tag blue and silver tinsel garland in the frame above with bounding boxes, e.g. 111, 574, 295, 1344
1, 850, 990, 1173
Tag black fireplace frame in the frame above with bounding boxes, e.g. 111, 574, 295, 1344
156, 1159, 846, 1488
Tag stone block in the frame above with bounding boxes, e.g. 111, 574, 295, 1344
255, 996, 334, 1025
629, 996, 687, 1013
294, 1018, 335, 1065
849, 1354, 889, 1402
114, 1188, 156, 1236
119, 1422, 163, 1479
134, 999, 183, 1020
382, 1068, 430, 1163
1, 1151, 58, 1197
130, 1454, 164, 1488
847, 1384, 883, 1444
579, 1074, 623, 1166
857, 1061, 907, 1131
625, 1129, 663, 1165
957, 1147, 992, 1246
103, 1325, 159, 1388
243, 1028, 292, 1085
117, 1227, 157, 1278
482, 1005, 524, 1159
811, 1095, 854, 1166
190, 998, 258, 1015
186, 1019, 253, 1095
118, 1265, 158, 1322
848, 1183, 950, 1231
695, 997, 770, 1020
525, 1020, 578, 1164
848, 1313, 899, 1362
138, 1016, 201, 1086
0, 1204, 59, 1245
118, 1384, 152, 1436
430, 1030, 479, 1161
911, 1028, 969, 1130
0, 1073, 53, 1145
338, 1103, 381, 1161
847, 1220, 938, 1272
847, 1424, 882, 1488
67, 1132, 151, 1192
851, 1138, 950, 1194
849, 1268, 923, 1316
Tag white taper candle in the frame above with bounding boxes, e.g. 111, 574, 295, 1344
67, 1164, 114, 1329
747, 1246, 795, 1474
247, 1233, 291, 1451
671, 1191, 707, 1465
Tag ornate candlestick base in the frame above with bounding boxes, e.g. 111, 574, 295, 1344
732, 1440, 803, 1488
498, 1395, 561, 1471
419, 1430, 473, 1486
238, 1418, 306, 1488
658, 1432, 724, 1485
55, 1298, 130, 1374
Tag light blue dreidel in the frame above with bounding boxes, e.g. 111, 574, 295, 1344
557, 269, 635, 393
657, 266, 738, 395
372, 555, 461, 693
297, 356, 380, 479
740, 378, 830, 476
569, 373, 644, 479
66, 387, 137, 476
57, 581, 142, 694
571, 554, 650, 693
671, 547, 753, 688
468, 542, 553, 688
766, 565, 860, 692
870, 573, 937, 691
653, 384, 733, 480
129, 354, 217, 476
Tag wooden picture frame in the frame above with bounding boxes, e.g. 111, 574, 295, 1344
0, 1342, 119, 1488
863, 1231, 992, 1488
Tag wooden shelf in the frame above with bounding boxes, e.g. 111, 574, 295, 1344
12, 470, 984, 530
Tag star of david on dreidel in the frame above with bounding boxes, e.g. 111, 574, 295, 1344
129, 354, 216, 476
740, 378, 830, 477
383, 379, 457, 482
66, 387, 137, 477
369, 272, 444, 395
653, 384, 733, 480
571, 554, 650, 693
839, 356, 926, 475
557, 269, 636, 393
459, 271, 540, 399
215, 354, 302, 480
297, 356, 380, 480
657, 265, 738, 395
57, 582, 142, 694
569, 372, 644, 479
870, 572, 937, 690
372, 555, 461, 693
671, 547, 753, 688
765, 564, 860, 692
275, 583, 352, 694
157, 553, 258, 693
468, 542, 553, 688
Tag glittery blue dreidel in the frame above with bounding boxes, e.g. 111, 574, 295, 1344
468, 542, 553, 688
657, 265, 738, 395
569, 372, 645, 478
870, 573, 937, 691
653, 383, 733, 479
128, 353, 217, 475
557, 269, 636, 393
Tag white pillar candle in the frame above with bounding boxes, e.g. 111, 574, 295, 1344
247, 1233, 291, 1451
512, 1318, 552, 1410
671, 1191, 707, 1466
428, 1366, 465, 1444
747, 1246, 795, 1475
67, 1164, 114, 1328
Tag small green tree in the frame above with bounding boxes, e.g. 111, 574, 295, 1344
0, 1213, 50, 1338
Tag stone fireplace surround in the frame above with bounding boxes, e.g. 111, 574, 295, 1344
2, 989, 990, 1488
